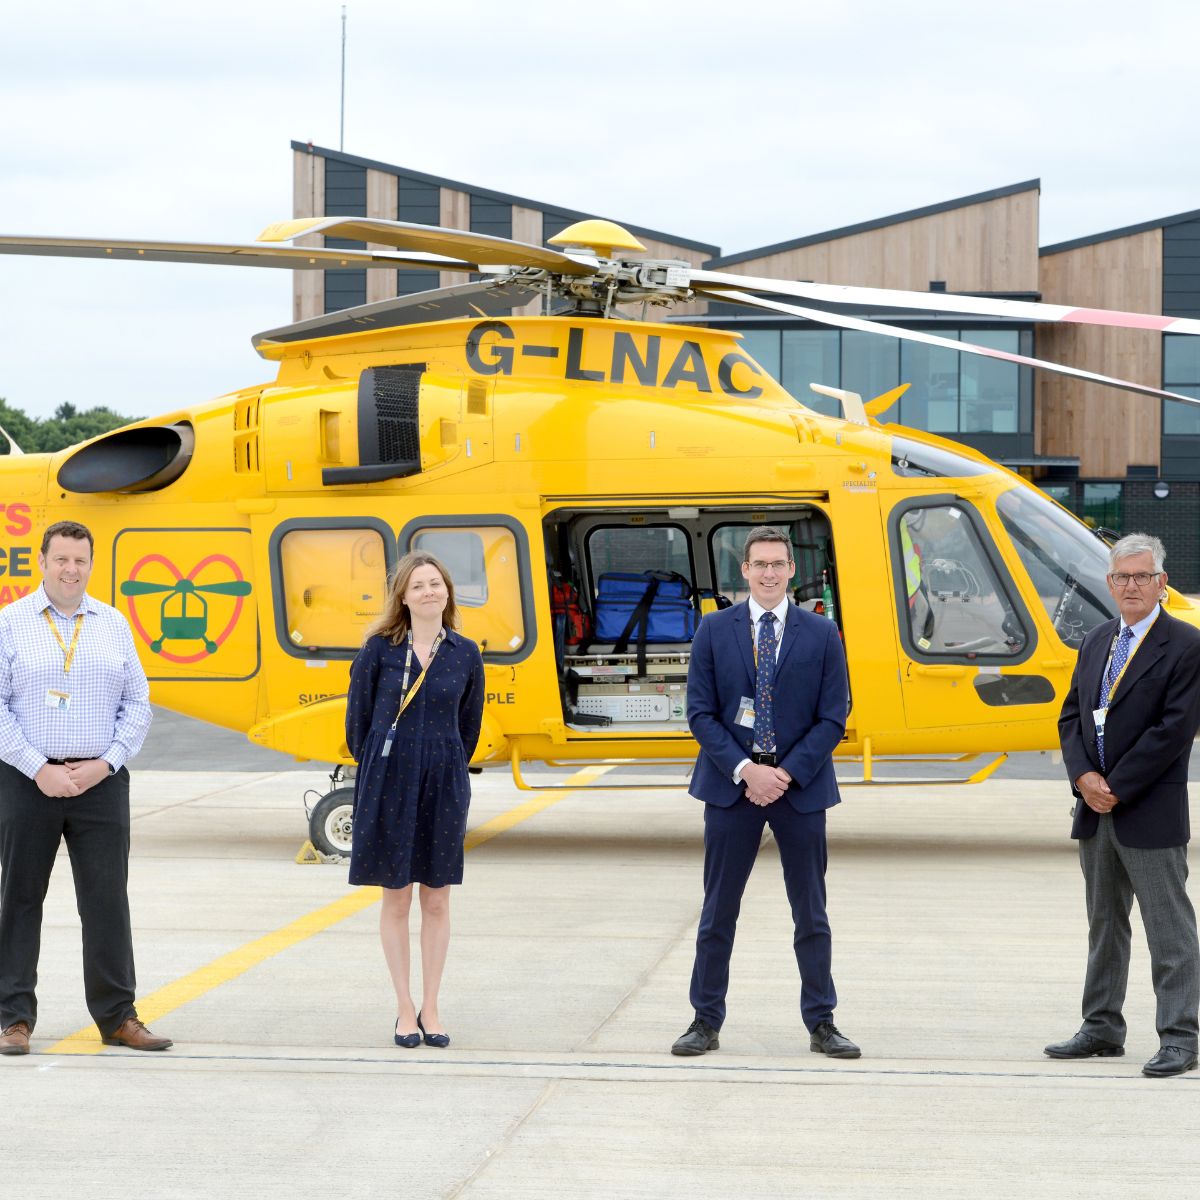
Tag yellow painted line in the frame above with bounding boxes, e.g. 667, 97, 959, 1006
48, 763, 613, 1055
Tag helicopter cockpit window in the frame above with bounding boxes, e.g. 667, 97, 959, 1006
996, 487, 1117, 648
895, 504, 1026, 660
410, 525, 525, 654
890, 436, 990, 479
279, 527, 388, 653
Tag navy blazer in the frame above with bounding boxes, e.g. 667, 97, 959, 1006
1059, 608, 1200, 849
687, 600, 848, 813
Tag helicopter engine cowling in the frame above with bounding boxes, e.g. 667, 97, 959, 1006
57, 422, 195, 494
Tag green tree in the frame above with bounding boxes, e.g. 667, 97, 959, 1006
0, 398, 138, 454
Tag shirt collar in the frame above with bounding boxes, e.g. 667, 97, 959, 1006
748, 596, 790, 626
1122, 603, 1160, 643
35, 582, 99, 620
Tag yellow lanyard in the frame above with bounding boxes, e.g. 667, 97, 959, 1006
381, 629, 446, 758
42, 609, 84, 676
1100, 614, 1156, 707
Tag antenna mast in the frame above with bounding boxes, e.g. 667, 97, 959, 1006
339, 6, 347, 151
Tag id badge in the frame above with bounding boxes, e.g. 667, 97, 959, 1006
45, 688, 71, 712
1092, 707, 1107, 733
735, 696, 756, 729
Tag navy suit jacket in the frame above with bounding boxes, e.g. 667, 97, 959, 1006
687, 600, 848, 813
1059, 608, 1200, 849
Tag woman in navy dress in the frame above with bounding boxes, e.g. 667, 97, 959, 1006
346, 551, 485, 1048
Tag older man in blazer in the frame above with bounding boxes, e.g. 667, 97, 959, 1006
1050, 532, 1200, 1077
671, 527, 858, 1058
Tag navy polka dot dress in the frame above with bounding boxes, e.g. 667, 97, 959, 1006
346, 630, 485, 888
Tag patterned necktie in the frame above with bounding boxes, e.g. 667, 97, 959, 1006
1097, 626, 1133, 770
753, 612, 777, 753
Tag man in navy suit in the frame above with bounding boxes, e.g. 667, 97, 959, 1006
1049, 533, 1200, 1077
671, 527, 859, 1058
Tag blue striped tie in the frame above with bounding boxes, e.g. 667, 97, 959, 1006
1097, 626, 1133, 770
753, 612, 777, 753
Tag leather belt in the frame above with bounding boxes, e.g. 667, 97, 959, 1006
750, 751, 778, 766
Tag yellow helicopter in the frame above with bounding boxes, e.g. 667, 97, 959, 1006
2, 213, 1199, 855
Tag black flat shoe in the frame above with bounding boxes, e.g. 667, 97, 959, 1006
394, 1018, 420, 1048
417, 1011, 450, 1048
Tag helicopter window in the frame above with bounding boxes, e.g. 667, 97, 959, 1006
895, 503, 1027, 660
410, 525, 525, 654
996, 487, 1117, 648
890, 436, 990, 479
278, 527, 389, 653
586, 526, 694, 585
710, 519, 833, 610
413, 530, 488, 606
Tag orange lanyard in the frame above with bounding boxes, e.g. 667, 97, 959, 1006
42, 609, 84, 675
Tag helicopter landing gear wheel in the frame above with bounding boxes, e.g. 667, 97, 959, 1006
308, 786, 355, 858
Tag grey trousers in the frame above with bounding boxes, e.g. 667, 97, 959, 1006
1079, 813, 1200, 1051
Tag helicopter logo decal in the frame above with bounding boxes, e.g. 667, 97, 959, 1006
120, 553, 252, 663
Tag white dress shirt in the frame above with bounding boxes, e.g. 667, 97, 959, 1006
733, 597, 791, 783
0, 584, 152, 779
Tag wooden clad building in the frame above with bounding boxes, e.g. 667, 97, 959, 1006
291, 142, 1200, 584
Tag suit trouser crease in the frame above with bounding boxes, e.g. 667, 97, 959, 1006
1079, 813, 1199, 1051
690, 798, 836, 1032
0, 763, 137, 1035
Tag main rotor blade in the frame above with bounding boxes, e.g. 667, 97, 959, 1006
692, 269, 1200, 337
0, 235, 474, 272
259, 217, 597, 277
252, 279, 549, 349
696, 287, 1200, 407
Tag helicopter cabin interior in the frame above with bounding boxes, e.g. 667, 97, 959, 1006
540, 506, 838, 733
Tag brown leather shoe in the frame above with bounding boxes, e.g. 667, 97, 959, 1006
102, 1017, 172, 1051
0, 1021, 32, 1056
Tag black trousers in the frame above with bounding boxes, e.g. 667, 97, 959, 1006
0, 761, 137, 1035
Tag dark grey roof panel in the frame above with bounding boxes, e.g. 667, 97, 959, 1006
290, 141, 720, 255
704, 180, 1041, 268
1041, 209, 1200, 256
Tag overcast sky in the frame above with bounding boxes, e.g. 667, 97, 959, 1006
1, 0, 1197, 421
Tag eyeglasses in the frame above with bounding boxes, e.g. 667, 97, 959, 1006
747, 560, 792, 572
1108, 571, 1161, 587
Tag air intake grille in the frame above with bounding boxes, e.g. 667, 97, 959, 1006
372, 368, 422, 464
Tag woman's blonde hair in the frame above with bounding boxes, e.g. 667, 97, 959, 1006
367, 551, 461, 645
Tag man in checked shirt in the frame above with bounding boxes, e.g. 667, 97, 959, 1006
0, 520, 169, 1055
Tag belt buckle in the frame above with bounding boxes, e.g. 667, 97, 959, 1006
752, 752, 777, 767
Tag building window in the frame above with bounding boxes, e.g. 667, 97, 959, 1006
901, 334, 961, 431
323, 161, 367, 313
841, 330, 898, 409
781, 329, 840, 415
470, 194, 512, 240
960, 330, 1021, 434
1163, 334, 1200, 435
1081, 482, 1123, 530
737, 328, 781, 381
396, 174, 441, 297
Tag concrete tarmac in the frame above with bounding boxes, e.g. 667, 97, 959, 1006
4, 754, 1200, 1199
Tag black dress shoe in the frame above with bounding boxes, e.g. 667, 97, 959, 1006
1142, 1046, 1199, 1077
671, 1017, 719, 1056
1043, 1031, 1124, 1059
809, 1021, 861, 1059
